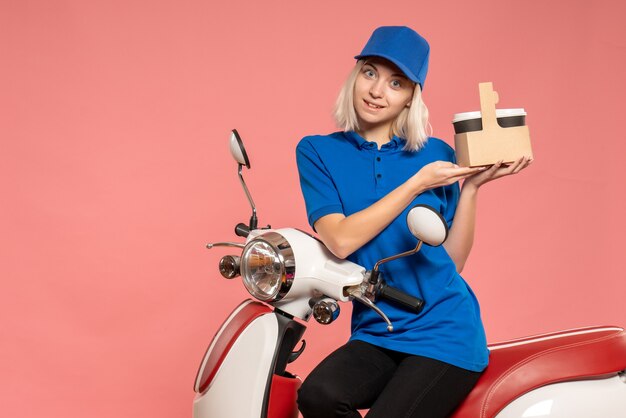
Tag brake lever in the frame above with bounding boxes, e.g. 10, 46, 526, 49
347, 288, 393, 332
206, 242, 246, 249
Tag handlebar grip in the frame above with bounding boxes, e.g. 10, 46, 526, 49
235, 223, 250, 237
379, 284, 424, 313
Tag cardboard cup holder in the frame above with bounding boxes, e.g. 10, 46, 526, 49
453, 82, 533, 167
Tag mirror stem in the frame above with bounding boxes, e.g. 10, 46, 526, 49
369, 241, 423, 284
237, 164, 258, 229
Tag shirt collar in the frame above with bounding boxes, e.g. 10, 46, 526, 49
343, 131, 405, 151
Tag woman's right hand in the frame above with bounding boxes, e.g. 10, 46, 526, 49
409, 161, 486, 194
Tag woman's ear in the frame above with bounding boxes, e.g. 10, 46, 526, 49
405, 92, 414, 108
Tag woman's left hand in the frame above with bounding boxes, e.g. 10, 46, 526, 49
463, 156, 533, 191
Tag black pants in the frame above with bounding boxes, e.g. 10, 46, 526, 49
297, 340, 482, 418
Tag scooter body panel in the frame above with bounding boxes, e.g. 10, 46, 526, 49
193, 306, 280, 417
266, 373, 302, 418
496, 375, 626, 417
452, 326, 626, 417
248, 228, 365, 320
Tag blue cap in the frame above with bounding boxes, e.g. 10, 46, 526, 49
354, 26, 430, 89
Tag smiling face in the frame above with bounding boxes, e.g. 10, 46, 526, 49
353, 57, 415, 136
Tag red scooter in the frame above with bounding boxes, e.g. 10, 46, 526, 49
192, 130, 626, 417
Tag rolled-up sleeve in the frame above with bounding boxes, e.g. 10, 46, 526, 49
296, 138, 344, 229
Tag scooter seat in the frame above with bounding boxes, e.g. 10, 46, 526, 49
451, 326, 626, 418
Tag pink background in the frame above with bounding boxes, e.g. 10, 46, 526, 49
2, 0, 625, 416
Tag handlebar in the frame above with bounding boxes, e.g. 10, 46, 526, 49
379, 283, 424, 313
235, 223, 250, 237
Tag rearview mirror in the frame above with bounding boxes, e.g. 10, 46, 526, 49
229, 129, 250, 168
406, 205, 448, 246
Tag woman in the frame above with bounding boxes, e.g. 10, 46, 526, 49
295, 26, 531, 418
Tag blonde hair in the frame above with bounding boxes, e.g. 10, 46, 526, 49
333, 60, 432, 151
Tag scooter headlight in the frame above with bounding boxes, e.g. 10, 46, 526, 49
240, 232, 295, 302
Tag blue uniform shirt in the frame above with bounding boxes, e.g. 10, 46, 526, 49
296, 131, 489, 372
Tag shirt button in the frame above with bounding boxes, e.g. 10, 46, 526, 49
376, 157, 381, 162
377, 174, 382, 179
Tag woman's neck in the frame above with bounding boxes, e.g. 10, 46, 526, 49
357, 123, 393, 148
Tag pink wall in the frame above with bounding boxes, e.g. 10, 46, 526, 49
2, 0, 625, 416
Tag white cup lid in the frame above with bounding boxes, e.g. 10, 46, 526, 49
452, 108, 526, 123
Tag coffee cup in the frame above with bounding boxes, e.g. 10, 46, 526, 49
452, 108, 526, 134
